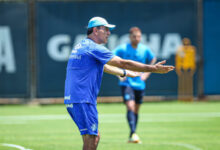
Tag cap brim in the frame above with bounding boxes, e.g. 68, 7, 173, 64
104, 24, 116, 30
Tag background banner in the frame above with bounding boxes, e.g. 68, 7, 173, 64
0, 3, 29, 98
36, 1, 198, 97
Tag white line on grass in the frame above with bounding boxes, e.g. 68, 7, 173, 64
1, 142, 202, 150
100, 140, 203, 150
1, 143, 32, 150
162, 143, 203, 150
0, 112, 220, 124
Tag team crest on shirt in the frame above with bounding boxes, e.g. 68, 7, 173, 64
72, 49, 77, 53
91, 124, 97, 131
72, 43, 81, 53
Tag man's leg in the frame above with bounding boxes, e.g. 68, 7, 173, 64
121, 86, 140, 143
125, 100, 136, 137
126, 102, 141, 135
134, 104, 140, 130
126, 101, 140, 143
134, 89, 144, 131
66, 103, 99, 149
82, 132, 100, 150
126, 90, 144, 143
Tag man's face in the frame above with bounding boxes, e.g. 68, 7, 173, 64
96, 26, 111, 44
129, 31, 142, 46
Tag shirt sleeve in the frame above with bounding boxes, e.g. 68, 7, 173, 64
89, 44, 114, 64
146, 49, 155, 64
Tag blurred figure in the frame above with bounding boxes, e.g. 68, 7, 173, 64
113, 27, 157, 143
175, 37, 196, 101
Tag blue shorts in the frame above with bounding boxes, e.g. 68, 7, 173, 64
121, 86, 145, 104
66, 103, 98, 135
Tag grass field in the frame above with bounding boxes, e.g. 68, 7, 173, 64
0, 101, 220, 150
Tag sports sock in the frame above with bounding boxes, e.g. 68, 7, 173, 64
127, 110, 136, 137
134, 113, 138, 131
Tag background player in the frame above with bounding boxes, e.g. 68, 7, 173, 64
113, 27, 156, 143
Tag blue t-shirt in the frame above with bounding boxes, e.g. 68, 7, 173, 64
64, 38, 114, 105
113, 43, 155, 90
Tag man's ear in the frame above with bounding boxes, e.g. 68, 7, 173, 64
93, 27, 98, 35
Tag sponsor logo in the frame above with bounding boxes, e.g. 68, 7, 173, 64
64, 95, 71, 100
65, 104, 73, 108
80, 128, 88, 131
0, 26, 16, 73
91, 124, 97, 131
69, 55, 81, 60
47, 33, 182, 61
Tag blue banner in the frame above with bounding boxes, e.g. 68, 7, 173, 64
204, 0, 220, 94
0, 3, 29, 97
36, 1, 198, 97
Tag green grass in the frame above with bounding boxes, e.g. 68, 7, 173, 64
0, 101, 220, 150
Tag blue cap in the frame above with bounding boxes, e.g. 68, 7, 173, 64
87, 17, 116, 30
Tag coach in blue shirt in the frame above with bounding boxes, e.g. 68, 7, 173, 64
113, 27, 157, 143
64, 16, 174, 150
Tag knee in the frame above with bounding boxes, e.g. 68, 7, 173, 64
126, 102, 135, 111
96, 132, 100, 144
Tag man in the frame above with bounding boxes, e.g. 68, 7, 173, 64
64, 16, 174, 150
113, 27, 156, 143
175, 38, 196, 101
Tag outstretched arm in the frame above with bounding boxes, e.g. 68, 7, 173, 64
107, 56, 174, 73
141, 57, 157, 81
104, 64, 140, 77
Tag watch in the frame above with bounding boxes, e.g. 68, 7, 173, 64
120, 69, 126, 77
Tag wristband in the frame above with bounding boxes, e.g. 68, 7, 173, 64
120, 69, 126, 77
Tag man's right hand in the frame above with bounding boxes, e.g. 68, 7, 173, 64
153, 60, 175, 73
